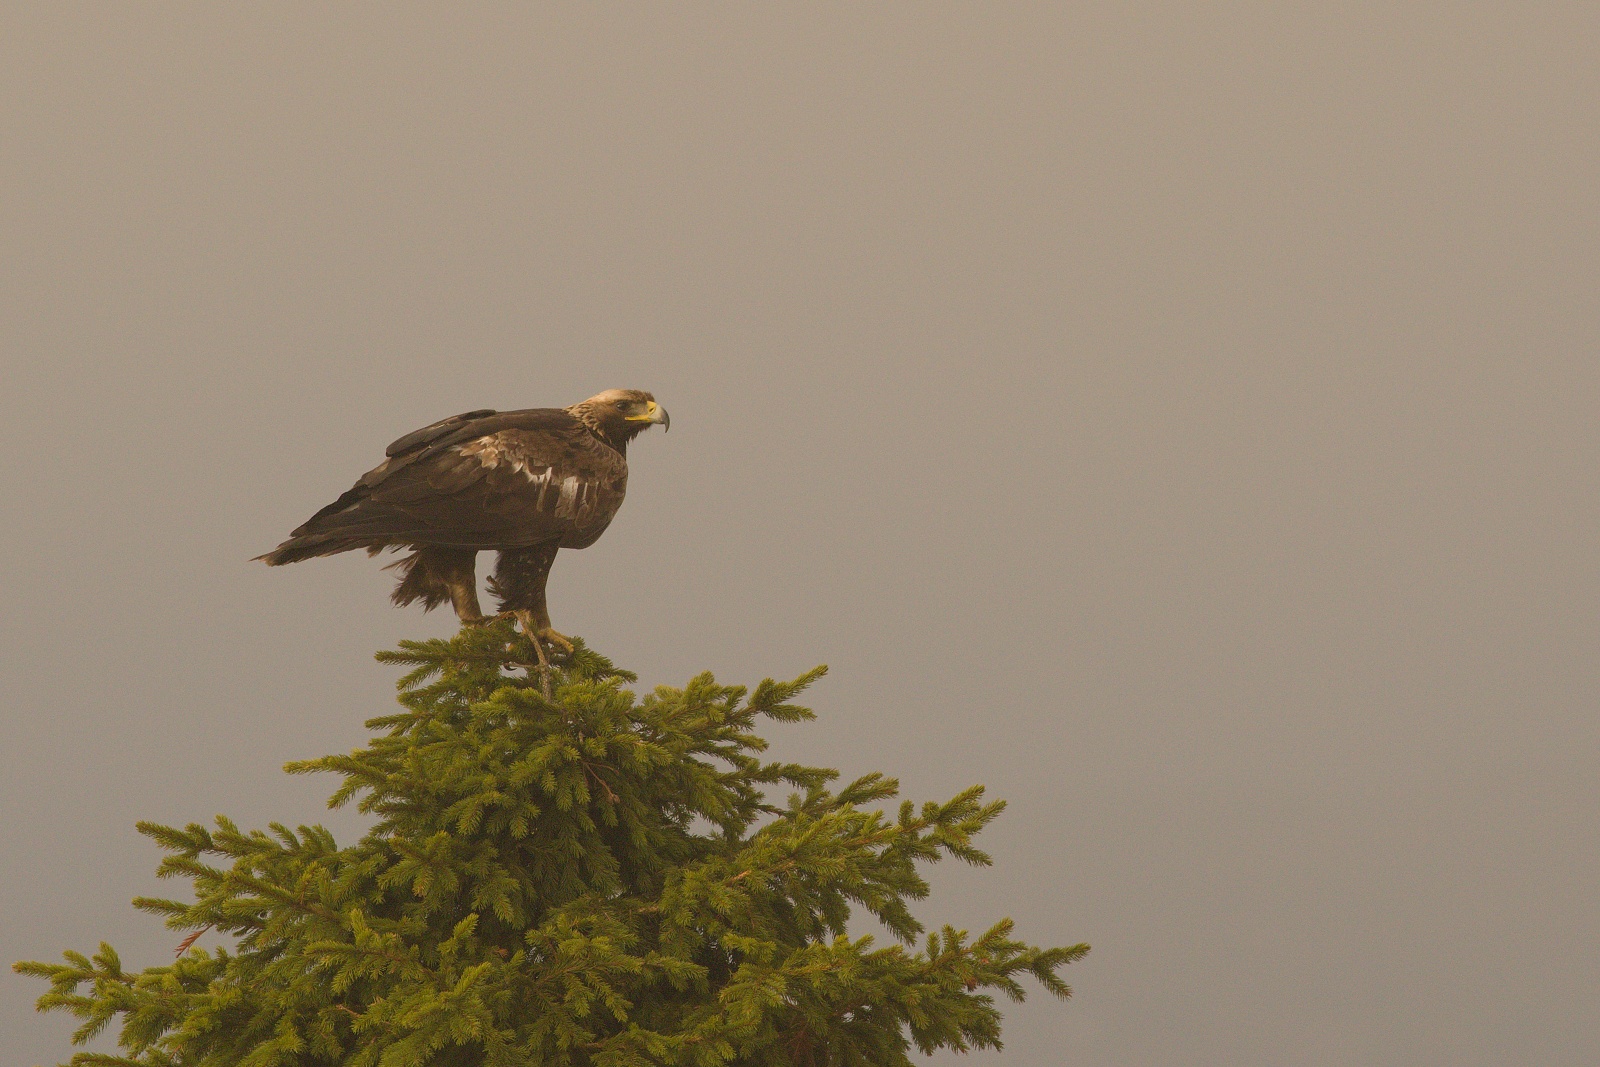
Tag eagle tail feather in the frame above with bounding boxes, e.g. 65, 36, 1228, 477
254, 534, 374, 566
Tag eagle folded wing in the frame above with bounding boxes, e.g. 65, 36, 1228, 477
257, 388, 659, 598
295, 418, 626, 550
383, 408, 498, 458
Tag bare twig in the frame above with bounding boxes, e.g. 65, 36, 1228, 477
174, 925, 212, 957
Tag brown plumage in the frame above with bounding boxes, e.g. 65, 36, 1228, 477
257, 389, 668, 655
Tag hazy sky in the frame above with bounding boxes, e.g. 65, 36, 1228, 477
2, 6, 1596, 1065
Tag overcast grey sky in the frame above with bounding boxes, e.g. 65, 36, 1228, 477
2, 5, 1596, 1065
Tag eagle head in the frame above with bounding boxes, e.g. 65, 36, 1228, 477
572, 388, 670, 444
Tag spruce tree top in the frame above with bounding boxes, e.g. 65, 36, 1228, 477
18, 622, 1087, 1066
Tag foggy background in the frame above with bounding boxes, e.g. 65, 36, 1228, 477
2, 6, 1595, 1064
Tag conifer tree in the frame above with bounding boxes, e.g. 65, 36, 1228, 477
17, 622, 1087, 1066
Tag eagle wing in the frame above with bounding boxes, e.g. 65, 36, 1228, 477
382, 408, 498, 458
284, 408, 629, 552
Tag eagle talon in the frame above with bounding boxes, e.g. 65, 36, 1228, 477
510, 613, 573, 656
535, 629, 575, 655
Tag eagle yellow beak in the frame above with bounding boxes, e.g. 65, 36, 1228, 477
628, 400, 670, 431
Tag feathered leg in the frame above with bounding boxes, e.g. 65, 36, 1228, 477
385, 547, 484, 623
441, 555, 485, 623
490, 543, 574, 652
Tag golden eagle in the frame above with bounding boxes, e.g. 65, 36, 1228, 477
258, 389, 668, 656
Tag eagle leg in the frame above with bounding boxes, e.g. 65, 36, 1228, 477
503, 610, 575, 655
535, 627, 575, 654
387, 547, 484, 623
512, 608, 562, 700
446, 574, 486, 625
490, 542, 573, 650
493, 543, 575, 697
